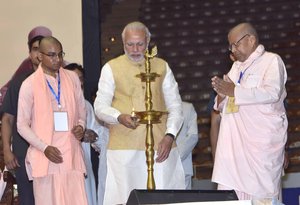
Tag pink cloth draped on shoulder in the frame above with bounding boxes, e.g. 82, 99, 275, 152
17, 65, 86, 179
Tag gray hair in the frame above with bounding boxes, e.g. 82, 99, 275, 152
121, 21, 151, 44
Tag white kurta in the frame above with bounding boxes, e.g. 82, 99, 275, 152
176, 102, 198, 189
94, 62, 185, 205
82, 100, 109, 205
212, 45, 288, 199
81, 141, 96, 205
94, 126, 109, 205
82, 101, 97, 205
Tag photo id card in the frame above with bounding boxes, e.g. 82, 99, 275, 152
54, 111, 69, 131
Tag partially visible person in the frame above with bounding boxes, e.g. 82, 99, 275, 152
0, 26, 52, 108
0, 167, 7, 200
176, 101, 198, 189
94, 21, 185, 204
1, 26, 52, 205
209, 53, 235, 161
17, 36, 88, 205
211, 22, 288, 202
209, 108, 220, 162
206, 91, 220, 162
64, 63, 109, 205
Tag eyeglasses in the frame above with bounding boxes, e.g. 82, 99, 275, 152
40, 51, 65, 59
228, 34, 250, 52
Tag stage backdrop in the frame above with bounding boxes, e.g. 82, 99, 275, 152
0, 0, 82, 86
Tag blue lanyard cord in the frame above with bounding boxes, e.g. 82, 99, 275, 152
236, 59, 257, 85
46, 72, 61, 107
237, 67, 250, 85
237, 71, 244, 84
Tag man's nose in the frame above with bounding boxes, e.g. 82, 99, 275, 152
133, 44, 138, 52
133, 44, 140, 52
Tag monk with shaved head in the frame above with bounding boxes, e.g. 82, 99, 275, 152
211, 23, 288, 203
17, 36, 88, 205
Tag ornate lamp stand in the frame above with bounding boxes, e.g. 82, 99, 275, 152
132, 46, 167, 190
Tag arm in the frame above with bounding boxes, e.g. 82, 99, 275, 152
94, 64, 120, 124
283, 135, 289, 169
86, 101, 109, 152
17, 78, 64, 164
210, 110, 221, 162
163, 64, 183, 135
211, 75, 234, 102
71, 72, 87, 141
212, 56, 287, 106
211, 74, 232, 111
1, 77, 23, 170
1, 113, 20, 169
85, 101, 107, 146
93, 64, 137, 129
156, 64, 183, 163
176, 103, 198, 161
83, 101, 99, 143
235, 55, 287, 105
17, 80, 47, 152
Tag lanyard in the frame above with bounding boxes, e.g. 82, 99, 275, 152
237, 66, 251, 85
46, 72, 61, 108
236, 58, 258, 85
237, 71, 244, 85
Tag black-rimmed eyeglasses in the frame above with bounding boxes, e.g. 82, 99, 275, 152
228, 34, 250, 52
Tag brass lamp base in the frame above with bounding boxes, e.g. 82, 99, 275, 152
132, 110, 167, 190
136, 72, 160, 82
134, 110, 167, 124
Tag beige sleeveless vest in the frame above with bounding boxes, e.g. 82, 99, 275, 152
108, 54, 168, 150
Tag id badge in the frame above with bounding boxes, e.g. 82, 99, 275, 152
54, 111, 69, 131
225, 97, 239, 113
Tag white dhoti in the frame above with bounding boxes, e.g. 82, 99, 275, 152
82, 142, 97, 205
103, 148, 185, 205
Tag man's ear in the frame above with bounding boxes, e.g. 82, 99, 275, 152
249, 35, 257, 45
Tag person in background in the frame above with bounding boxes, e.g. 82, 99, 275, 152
94, 21, 185, 205
0, 169, 6, 200
17, 36, 88, 205
211, 22, 287, 202
0, 26, 52, 108
176, 101, 198, 189
1, 26, 52, 205
208, 96, 220, 162
64, 63, 109, 205
209, 53, 235, 161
